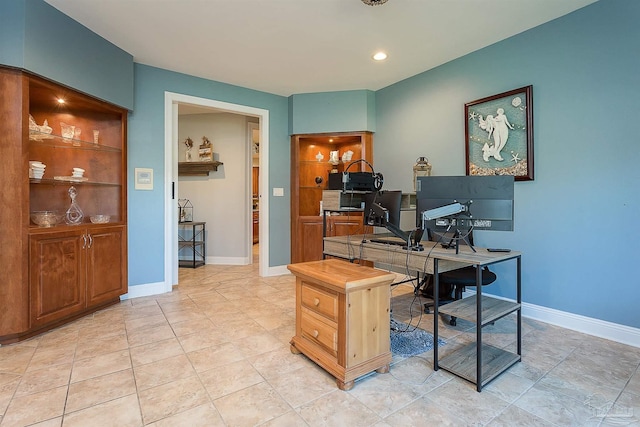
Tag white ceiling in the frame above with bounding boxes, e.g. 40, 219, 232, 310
45, 0, 596, 97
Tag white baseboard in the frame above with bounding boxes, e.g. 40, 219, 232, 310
121, 281, 171, 300
206, 256, 249, 265
464, 290, 640, 348
265, 264, 290, 277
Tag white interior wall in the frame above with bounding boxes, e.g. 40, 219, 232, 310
178, 112, 249, 264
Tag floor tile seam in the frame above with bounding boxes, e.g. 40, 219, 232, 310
69, 363, 133, 386
394, 393, 469, 424
387, 360, 453, 390
510, 378, 597, 426
351, 384, 425, 420
62, 389, 138, 417
206, 375, 275, 408
484, 402, 562, 427
132, 369, 200, 395
11, 362, 73, 400
254, 410, 311, 427
536, 347, 632, 401
1, 383, 68, 426
261, 372, 334, 412
0, 374, 23, 420
73, 338, 130, 362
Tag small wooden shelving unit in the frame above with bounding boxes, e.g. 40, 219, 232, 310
178, 221, 206, 268
433, 254, 522, 392
178, 161, 223, 176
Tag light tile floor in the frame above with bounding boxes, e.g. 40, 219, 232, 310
1, 248, 639, 426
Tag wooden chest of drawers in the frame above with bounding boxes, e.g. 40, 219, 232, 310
288, 259, 395, 390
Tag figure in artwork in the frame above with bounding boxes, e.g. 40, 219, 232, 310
479, 108, 513, 161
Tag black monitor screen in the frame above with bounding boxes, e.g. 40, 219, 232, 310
416, 176, 514, 232
363, 190, 402, 228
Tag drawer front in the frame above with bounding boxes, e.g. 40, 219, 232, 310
300, 310, 338, 356
301, 282, 338, 321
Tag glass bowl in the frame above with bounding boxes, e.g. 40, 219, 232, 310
90, 215, 110, 224
31, 211, 62, 227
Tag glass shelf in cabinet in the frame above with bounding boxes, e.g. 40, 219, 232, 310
29, 132, 122, 152
29, 178, 122, 187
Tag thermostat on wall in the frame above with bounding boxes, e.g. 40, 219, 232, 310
135, 168, 153, 190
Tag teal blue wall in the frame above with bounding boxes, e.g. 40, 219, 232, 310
0, 0, 133, 109
290, 90, 376, 134
0, 1, 25, 68
128, 65, 290, 285
375, 0, 640, 328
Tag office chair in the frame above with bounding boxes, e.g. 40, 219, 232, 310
422, 229, 497, 326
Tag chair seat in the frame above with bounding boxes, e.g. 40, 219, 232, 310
441, 266, 496, 287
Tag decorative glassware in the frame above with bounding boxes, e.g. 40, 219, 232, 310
65, 186, 84, 225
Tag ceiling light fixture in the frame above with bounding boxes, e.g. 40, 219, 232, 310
57, 98, 66, 104
373, 52, 388, 61
361, 0, 388, 5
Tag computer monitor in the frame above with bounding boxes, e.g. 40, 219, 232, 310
363, 190, 402, 228
416, 176, 514, 233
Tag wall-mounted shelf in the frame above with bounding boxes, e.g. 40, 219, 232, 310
178, 161, 223, 176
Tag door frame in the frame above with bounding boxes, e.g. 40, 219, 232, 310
164, 91, 270, 291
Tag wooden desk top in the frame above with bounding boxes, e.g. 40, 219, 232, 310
323, 235, 521, 274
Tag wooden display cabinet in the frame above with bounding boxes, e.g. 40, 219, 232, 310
290, 132, 373, 263
0, 66, 128, 344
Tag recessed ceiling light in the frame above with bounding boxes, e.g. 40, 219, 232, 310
373, 52, 388, 61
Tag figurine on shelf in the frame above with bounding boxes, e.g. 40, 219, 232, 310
184, 137, 194, 162
329, 150, 340, 173
199, 136, 213, 162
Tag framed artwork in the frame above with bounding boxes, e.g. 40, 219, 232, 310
465, 85, 534, 181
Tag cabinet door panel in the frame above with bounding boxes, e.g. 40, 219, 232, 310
30, 230, 86, 327
296, 217, 324, 263
329, 216, 364, 237
86, 226, 126, 306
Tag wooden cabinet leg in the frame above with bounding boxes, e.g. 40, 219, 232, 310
336, 379, 354, 391
375, 364, 390, 374
290, 343, 301, 354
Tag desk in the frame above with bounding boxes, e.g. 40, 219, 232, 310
323, 234, 522, 391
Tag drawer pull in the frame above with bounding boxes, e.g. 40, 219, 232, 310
313, 330, 319, 338
313, 298, 320, 306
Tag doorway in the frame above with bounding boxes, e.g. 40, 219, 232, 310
164, 92, 270, 291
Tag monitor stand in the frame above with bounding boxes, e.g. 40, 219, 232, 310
441, 228, 476, 254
